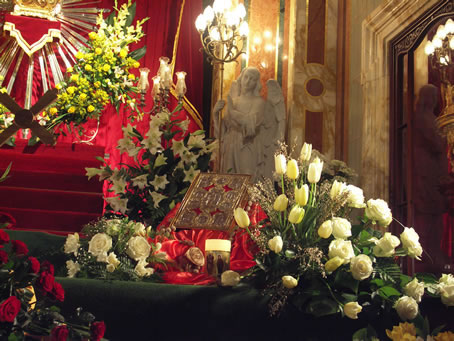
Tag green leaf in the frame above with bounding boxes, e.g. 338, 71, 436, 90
106, 9, 115, 27
352, 325, 378, 341
95, 156, 106, 163
334, 270, 359, 294
129, 45, 147, 61
27, 135, 40, 146
0, 162, 12, 182
8, 333, 18, 341
305, 296, 339, 317
378, 286, 401, 299
125, 1, 136, 27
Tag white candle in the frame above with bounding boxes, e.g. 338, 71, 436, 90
138, 67, 150, 91
175, 71, 187, 97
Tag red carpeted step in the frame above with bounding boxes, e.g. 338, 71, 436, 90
0, 186, 103, 214
0, 206, 100, 232
1, 169, 103, 192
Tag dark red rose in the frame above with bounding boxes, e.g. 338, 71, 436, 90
38, 271, 55, 293
90, 321, 106, 341
52, 281, 65, 302
41, 260, 55, 275
0, 229, 9, 245
0, 250, 8, 264
11, 240, 28, 256
28, 256, 40, 274
51, 325, 69, 341
0, 296, 21, 322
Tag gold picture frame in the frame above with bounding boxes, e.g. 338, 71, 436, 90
170, 173, 251, 231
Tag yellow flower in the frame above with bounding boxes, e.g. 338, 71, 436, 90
128, 73, 135, 80
88, 32, 97, 40
87, 105, 95, 113
133, 61, 140, 68
70, 74, 79, 82
294, 184, 309, 206
273, 194, 288, 212
318, 220, 333, 239
41, 111, 47, 117
94, 81, 101, 88
288, 205, 304, 224
286, 159, 299, 180
68, 106, 76, 114
75, 51, 84, 59
95, 47, 102, 55
119, 49, 128, 58
434, 331, 454, 341
103, 64, 111, 72
282, 275, 298, 289
233, 208, 250, 228
67, 86, 76, 94
49, 107, 58, 115
325, 256, 343, 273
66, 67, 73, 73
84, 64, 93, 72
55, 83, 62, 90
79, 93, 87, 101
386, 323, 417, 341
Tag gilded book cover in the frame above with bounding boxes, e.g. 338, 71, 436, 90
170, 173, 251, 231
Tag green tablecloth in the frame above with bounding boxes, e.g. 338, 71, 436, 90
6, 230, 454, 341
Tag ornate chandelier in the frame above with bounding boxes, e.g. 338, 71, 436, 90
425, 18, 454, 168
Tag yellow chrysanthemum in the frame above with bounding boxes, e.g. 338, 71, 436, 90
88, 32, 97, 40
87, 105, 95, 113
55, 83, 62, 90
119, 49, 128, 58
66, 66, 73, 73
75, 51, 84, 59
128, 74, 135, 80
434, 331, 454, 341
70, 74, 79, 82
94, 81, 101, 88
84, 64, 93, 72
386, 323, 417, 341
133, 61, 140, 68
79, 93, 87, 101
67, 86, 76, 94
95, 47, 102, 55
103, 64, 111, 72
49, 107, 58, 115
68, 106, 76, 114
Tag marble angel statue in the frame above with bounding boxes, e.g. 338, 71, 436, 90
212, 66, 286, 182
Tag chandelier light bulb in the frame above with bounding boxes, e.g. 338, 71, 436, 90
203, 6, 214, 23
195, 14, 207, 32
138, 67, 150, 91
210, 27, 221, 41
239, 21, 249, 37
424, 41, 435, 55
175, 71, 187, 97
440, 56, 448, 65
433, 37, 443, 48
436, 25, 447, 40
225, 10, 239, 27
446, 19, 454, 34
236, 3, 246, 19
213, 0, 224, 14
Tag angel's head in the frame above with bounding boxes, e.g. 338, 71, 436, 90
237, 67, 262, 96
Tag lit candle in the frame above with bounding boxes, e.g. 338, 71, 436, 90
175, 71, 187, 97
138, 67, 150, 91
151, 75, 160, 99
157, 56, 170, 80
162, 65, 172, 89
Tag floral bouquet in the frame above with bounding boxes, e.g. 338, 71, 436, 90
0, 229, 106, 340
85, 107, 216, 229
64, 217, 166, 281
45, 0, 147, 135
234, 142, 451, 327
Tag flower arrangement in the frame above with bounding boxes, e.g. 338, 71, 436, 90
0, 1, 147, 143
234, 142, 449, 325
63, 217, 166, 281
85, 107, 216, 229
0, 229, 106, 340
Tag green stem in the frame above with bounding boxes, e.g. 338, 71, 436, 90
281, 174, 285, 195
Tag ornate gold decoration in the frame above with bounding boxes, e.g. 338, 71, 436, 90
170, 173, 250, 231
13, 0, 62, 20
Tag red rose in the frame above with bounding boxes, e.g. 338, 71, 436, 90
0, 296, 21, 322
52, 281, 65, 302
0, 229, 9, 244
0, 250, 8, 264
38, 271, 55, 293
11, 240, 28, 256
28, 256, 40, 274
90, 321, 106, 341
41, 260, 55, 275
51, 325, 69, 341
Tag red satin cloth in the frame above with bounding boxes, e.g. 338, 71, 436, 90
154, 203, 267, 285
4, 14, 61, 48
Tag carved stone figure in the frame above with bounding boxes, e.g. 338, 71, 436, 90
213, 67, 285, 181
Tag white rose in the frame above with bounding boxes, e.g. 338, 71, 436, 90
365, 198, 392, 227
268, 236, 283, 253
331, 217, 352, 239
282, 275, 298, 289
400, 227, 423, 260
439, 274, 454, 286
328, 239, 355, 264
64, 233, 80, 256
346, 185, 366, 208
126, 236, 151, 261
221, 270, 241, 286
106, 252, 120, 270
106, 219, 122, 235
350, 254, 373, 281
88, 233, 112, 258
134, 260, 154, 277
344, 302, 362, 319
404, 278, 425, 303
373, 232, 400, 257
440, 284, 454, 306
395, 296, 419, 321
66, 260, 80, 278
